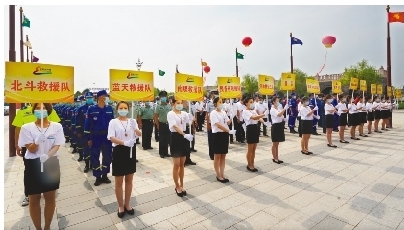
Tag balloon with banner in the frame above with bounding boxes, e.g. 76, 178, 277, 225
280, 73, 296, 91
217, 77, 242, 99
349, 77, 358, 90
332, 80, 342, 94
360, 80, 367, 91
387, 86, 392, 97
109, 69, 154, 101
377, 84, 383, 95
306, 79, 320, 94
258, 75, 275, 95
175, 73, 204, 101
371, 84, 377, 95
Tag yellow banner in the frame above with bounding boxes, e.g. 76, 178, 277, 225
217, 77, 242, 98
377, 84, 383, 95
109, 69, 154, 101
175, 73, 204, 101
280, 73, 296, 91
349, 77, 358, 90
5, 62, 74, 103
371, 84, 377, 94
360, 80, 367, 91
306, 79, 320, 94
332, 80, 342, 94
395, 90, 402, 98
258, 75, 275, 95
387, 86, 392, 97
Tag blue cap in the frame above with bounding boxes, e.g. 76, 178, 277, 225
79, 96, 85, 100
291, 92, 296, 96
85, 92, 93, 98
97, 90, 108, 97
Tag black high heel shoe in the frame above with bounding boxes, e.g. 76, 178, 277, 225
175, 188, 183, 197
216, 177, 227, 183
124, 207, 135, 215
117, 208, 125, 218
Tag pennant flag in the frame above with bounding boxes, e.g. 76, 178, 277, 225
388, 12, 404, 23
176, 64, 179, 73
236, 52, 244, 59
24, 41, 32, 49
32, 56, 39, 62
201, 61, 207, 67
158, 69, 165, 76
291, 37, 303, 45
22, 15, 31, 28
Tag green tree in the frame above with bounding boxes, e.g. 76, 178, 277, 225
241, 74, 258, 97
82, 88, 90, 94
154, 87, 161, 97
74, 90, 81, 98
340, 59, 383, 87
276, 68, 314, 96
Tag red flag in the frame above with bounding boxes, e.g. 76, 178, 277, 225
388, 12, 404, 23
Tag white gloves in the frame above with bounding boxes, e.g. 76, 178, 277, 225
264, 121, 272, 127
40, 154, 49, 163
315, 115, 320, 119
284, 104, 290, 110
313, 106, 318, 111
129, 118, 137, 129
283, 117, 288, 122
184, 134, 193, 142
35, 134, 46, 145
229, 130, 237, 135
123, 139, 136, 147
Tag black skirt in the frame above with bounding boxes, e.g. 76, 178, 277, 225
325, 114, 334, 128
271, 122, 285, 142
212, 132, 229, 154
170, 132, 189, 158
348, 113, 360, 126
112, 145, 136, 176
24, 157, 60, 195
367, 112, 374, 121
339, 113, 348, 126
374, 110, 382, 120
301, 120, 313, 134
246, 124, 260, 144
389, 110, 392, 118
381, 110, 389, 119
359, 112, 367, 124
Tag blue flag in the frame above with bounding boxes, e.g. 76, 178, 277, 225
291, 37, 303, 45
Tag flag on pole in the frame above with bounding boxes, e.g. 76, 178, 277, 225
388, 12, 404, 23
24, 40, 32, 49
236, 52, 244, 59
201, 61, 207, 66
291, 37, 303, 45
22, 15, 31, 28
32, 56, 39, 62
158, 69, 165, 76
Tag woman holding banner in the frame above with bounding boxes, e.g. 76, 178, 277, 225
365, 96, 375, 134
299, 97, 316, 155
18, 103, 64, 230
380, 97, 390, 131
335, 94, 349, 143
373, 96, 382, 133
324, 95, 337, 147
107, 101, 141, 218
348, 96, 360, 140
270, 97, 289, 163
357, 96, 369, 137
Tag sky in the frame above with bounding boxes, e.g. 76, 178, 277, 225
3, 5, 404, 92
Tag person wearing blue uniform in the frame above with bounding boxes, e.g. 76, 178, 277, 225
62, 103, 71, 143
70, 98, 82, 154
84, 90, 115, 186
76, 92, 93, 173
67, 100, 76, 150
309, 94, 321, 135
332, 93, 339, 131
287, 93, 298, 134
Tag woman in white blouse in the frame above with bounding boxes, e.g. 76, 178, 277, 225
210, 97, 236, 183
299, 97, 316, 155
270, 97, 289, 163
380, 97, 390, 130
357, 96, 368, 137
348, 96, 360, 140
324, 95, 337, 147
335, 94, 349, 143
372, 96, 382, 133
366, 96, 375, 134
167, 97, 194, 197
18, 103, 64, 230
243, 97, 268, 171
107, 101, 141, 218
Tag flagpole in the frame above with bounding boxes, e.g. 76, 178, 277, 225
25, 35, 29, 62
19, 7, 24, 62
201, 58, 204, 77
290, 32, 293, 74
30, 50, 33, 62
386, 5, 393, 128
236, 48, 239, 77
9, 5, 17, 157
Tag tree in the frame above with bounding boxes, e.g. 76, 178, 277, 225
276, 68, 314, 96
82, 88, 90, 94
241, 74, 258, 97
340, 59, 383, 87
74, 90, 82, 98
154, 87, 161, 97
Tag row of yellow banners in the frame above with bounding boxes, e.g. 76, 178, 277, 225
4, 62, 402, 103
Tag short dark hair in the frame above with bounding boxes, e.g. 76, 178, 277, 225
272, 96, 279, 103
32, 103, 53, 116
213, 97, 221, 107
301, 96, 309, 103
116, 101, 130, 110
325, 94, 333, 100
243, 97, 252, 105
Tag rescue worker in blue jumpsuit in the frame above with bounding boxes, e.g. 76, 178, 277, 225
62, 103, 71, 143
287, 93, 298, 134
73, 96, 85, 160
332, 93, 339, 131
67, 100, 76, 149
76, 92, 93, 172
84, 90, 114, 186
71, 97, 82, 153
309, 94, 321, 135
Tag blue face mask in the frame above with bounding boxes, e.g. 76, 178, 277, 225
218, 104, 224, 110
175, 104, 183, 111
34, 110, 48, 119
161, 97, 167, 103
86, 98, 93, 105
118, 109, 128, 116
81, 101, 86, 105
105, 97, 110, 104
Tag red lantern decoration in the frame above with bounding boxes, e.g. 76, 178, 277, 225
203, 66, 210, 74
242, 37, 252, 47
322, 36, 336, 48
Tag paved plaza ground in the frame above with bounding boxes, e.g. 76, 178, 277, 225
3, 112, 404, 230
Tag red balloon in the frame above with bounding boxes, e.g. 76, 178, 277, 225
322, 36, 336, 48
242, 37, 252, 47
203, 66, 210, 74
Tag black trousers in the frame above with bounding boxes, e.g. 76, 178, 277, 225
185, 126, 195, 161
197, 112, 205, 131
158, 122, 170, 156
228, 116, 234, 142
257, 118, 268, 136
154, 123, 159, 141
234, 117, 245, 142
22, 147, 28, 197
142, 119, 153, 148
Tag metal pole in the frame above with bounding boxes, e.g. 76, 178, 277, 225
290, 32, 293, 73
386, 5, 393, 127
9, 5, 17, 157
